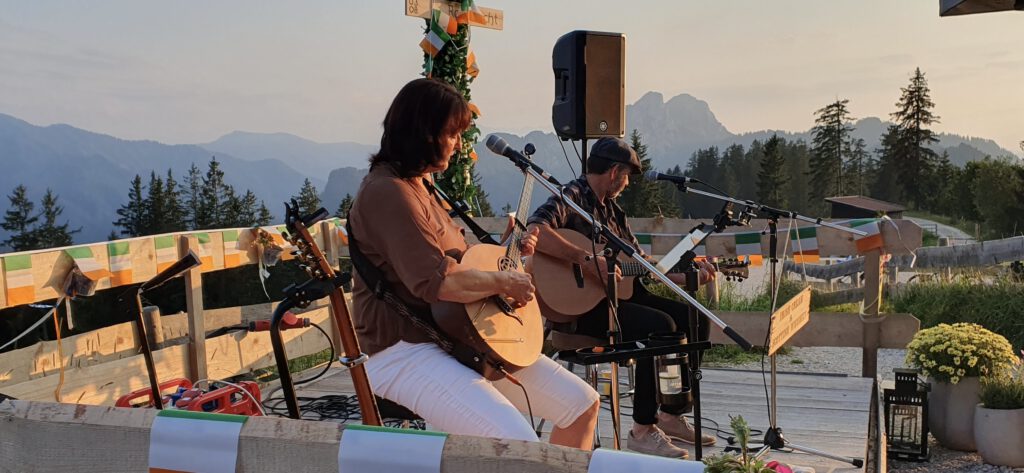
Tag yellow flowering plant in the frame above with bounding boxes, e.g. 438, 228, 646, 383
905, 323, 1017, 385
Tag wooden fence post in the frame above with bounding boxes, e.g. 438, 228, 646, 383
319, 220, 343, 353
179, 235, 208, 382
140, 306, 165, 350
861, 249, 883, 378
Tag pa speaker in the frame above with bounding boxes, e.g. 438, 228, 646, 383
552, 30, 625, 140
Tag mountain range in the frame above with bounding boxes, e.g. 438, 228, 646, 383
1, 92, 1017, 245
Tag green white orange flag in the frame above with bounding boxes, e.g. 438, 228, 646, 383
222, 230, 242, 268
466, 49, 480, 78
458, 0, 486, 24
192, 233, 215, 270
107, 241, 133, 286
338, 424, 447, 473
734, 232, 764, 266
148, 409, 247, 473
789, 226, 820, 263
3, 254, 35, 306
65, 246, 111, 281
154, 235, 178, 273
850, 218, 884, 253
420, 9, 452, 57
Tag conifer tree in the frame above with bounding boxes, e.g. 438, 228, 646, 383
162, 170, 188, 232
197, 157, 228, 229
34, 189, 78, 248
335, 194, 354, 219
757, 134, 789, 208
891, 67, 941, 208
293, 178, 321, 216
2, 185, 39, 251
871, 125, 903, 203
184, 163, 204, 230
783, 140, 812, 215
142, 171, 165, 235
256, 201, 274, 226
620, 129, 676, 217
113, 175, 146, 237
808, 99, 854, 210
846, 138, 870, 196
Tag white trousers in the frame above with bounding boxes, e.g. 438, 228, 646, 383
365, 341, 599, 442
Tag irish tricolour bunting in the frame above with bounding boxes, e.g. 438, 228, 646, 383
192, 233, 215, 271
734, 232, 764, 266
154, 235, 177, 273
222, 230, 242, 268
65, 246, 111, 281
3, 254, 35, 306
789, 226, 820, 263
850, 218, 885, 253
108, 241, 133, 285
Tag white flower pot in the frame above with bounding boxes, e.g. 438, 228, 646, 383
929, 377, 980, 451
974, 404, 1024, 467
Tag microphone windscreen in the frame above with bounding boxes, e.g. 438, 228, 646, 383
485, 134, 510, 155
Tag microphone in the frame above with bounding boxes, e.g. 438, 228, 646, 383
644, 170, 697, 185
484, 134, 560, 186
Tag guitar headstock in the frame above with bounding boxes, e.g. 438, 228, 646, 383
713, 257, 750, 282
283, 199, 333, 281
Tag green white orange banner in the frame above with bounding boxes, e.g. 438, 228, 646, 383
420, 9, 452, 57
789, 226, 820, 263
65, 246, 111, 281
154, 235, 177, 273
338, 424, 447, 473
334, 220, 349, 246
222, 230, 242, 268
108, 241, 133, 285
148, 409, 247, 473
192, 233, 215, 271
850, 218, 884, 253
2, 254, 34, 306
734, 232, 764, 266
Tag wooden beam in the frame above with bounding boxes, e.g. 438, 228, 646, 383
1, 307, 335, 404
180, 235, 207, 382
708, 311, 919, 349
862, 250, 883, 378
0, 400, 600, 473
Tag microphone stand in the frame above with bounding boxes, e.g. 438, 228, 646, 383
667, 182, 866, 467
495, 150, 753, 454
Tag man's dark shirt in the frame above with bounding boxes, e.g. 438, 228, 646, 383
527, 177, 644, 256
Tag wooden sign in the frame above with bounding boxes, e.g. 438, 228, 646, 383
768, 286, 812, 355
405, 0, 504, 30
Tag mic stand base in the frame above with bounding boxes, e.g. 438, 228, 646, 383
752, 427, 864, 467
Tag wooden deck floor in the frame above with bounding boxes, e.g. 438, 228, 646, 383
291, 365, 872, 473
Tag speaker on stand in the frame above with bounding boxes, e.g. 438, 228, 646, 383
552, 30, 625, 173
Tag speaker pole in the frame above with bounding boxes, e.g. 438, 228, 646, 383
581, 138, 588, 174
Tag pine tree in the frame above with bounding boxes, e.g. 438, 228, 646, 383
142, 171, 165, 235
162, 170, 188, 232
871, 126, 903, 203
293, 178, 321, 216
619, 129, 676, 217
846, 138, 870, 196
113, 175, 146, 237
808, 99, 854, 210
197, 157, 227, 229
238, 190, 260, 226
891, 67, 941, 209
335, 194, 354, 219
684, 147, 722, 217
256, 201, 274, 226
757, 134, 789, 208
2, 185, 39, 251
184, 163, 204, 230
784, 140, 812, 214
34, 189, 78, 249
719, 144, 746, 197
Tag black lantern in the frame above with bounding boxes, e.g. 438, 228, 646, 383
884, 368, 930, 461
648, 332, 693, 412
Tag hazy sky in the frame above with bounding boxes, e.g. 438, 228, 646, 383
2, 1, 1021, 155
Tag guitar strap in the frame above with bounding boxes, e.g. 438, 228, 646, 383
422, 178, 499, 245
345, 220, 500, 379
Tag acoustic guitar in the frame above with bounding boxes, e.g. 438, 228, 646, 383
527, 228, 750, 322
430, 172, 544, 376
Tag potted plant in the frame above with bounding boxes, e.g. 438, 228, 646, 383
703, 416, 774, 473
904, 323, 1017, 451
974, 357, 1024, 467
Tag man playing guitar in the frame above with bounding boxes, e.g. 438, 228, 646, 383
527, 137, 716, 458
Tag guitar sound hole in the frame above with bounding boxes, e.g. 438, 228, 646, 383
498, 256, 517, 272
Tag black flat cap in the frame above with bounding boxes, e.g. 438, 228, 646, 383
589, 137, 641, 174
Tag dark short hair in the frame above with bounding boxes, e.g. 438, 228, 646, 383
370, 78, 472, 178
